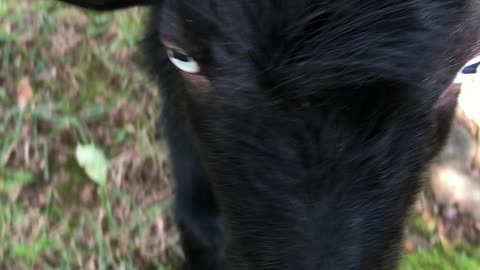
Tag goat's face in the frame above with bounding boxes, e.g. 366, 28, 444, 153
60, 0, 479, 269
143, 1, 476, 267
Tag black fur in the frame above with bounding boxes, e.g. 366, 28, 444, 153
59, 0, 480, 269
59, 0, 151, 10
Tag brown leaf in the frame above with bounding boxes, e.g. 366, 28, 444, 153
16, 76, 33, 109
403, 239, 415, 252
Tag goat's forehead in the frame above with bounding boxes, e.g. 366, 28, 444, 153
162, 0, 305, 37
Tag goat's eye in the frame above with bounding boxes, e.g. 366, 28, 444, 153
166, 48, 200, 73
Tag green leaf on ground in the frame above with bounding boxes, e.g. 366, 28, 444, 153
75, 144, 108, 186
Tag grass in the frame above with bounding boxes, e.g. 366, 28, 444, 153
0, 0, 479, 269
1, 1, 177, 269
402, 244, 480, 270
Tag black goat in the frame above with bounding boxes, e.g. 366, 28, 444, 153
58, 0, 479, 269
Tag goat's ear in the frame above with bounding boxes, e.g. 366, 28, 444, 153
58, 0, 152, 11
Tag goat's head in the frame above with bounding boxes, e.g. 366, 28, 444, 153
59, 0, 479, 269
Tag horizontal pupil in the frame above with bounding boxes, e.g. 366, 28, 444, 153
173, 51, 190, 62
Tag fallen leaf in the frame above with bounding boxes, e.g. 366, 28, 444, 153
403, 239, 415, 252
16, 76, 33, 109
75, 144, 109, 186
